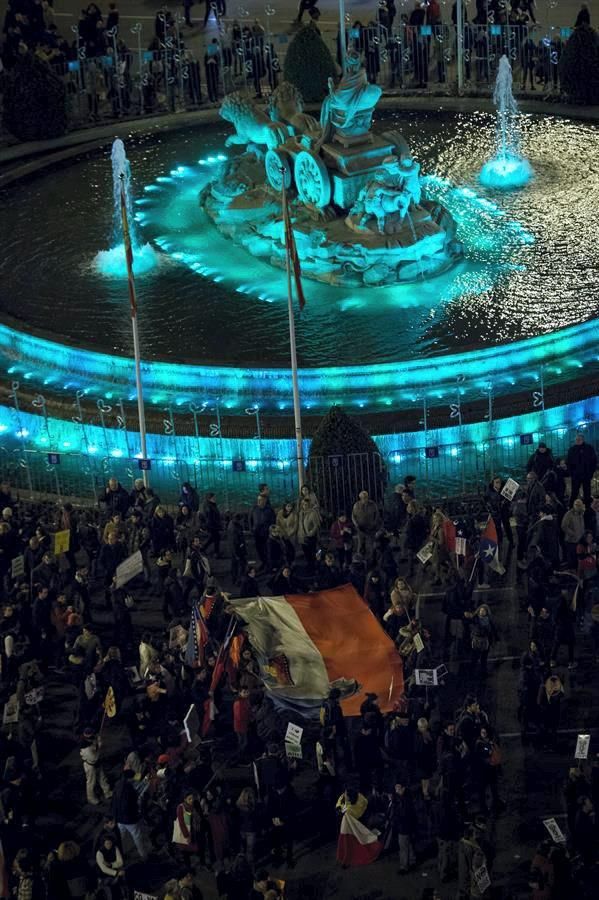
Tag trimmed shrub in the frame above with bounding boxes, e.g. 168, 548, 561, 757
3, 52, 67, 141
283, 23, 337, 103
307, 406, 384, 515
559, 24, 599, 104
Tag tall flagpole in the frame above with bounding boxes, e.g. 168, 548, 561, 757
119, 173, 149, 486
281, 177, 305, 490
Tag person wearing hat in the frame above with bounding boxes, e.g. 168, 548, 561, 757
527, 442, 555, 482
80, 728, 112, 806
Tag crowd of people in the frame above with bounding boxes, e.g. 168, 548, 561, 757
0, 428, 599, 897
1, 0, 593, 130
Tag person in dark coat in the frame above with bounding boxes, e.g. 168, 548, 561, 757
527, 442, 554, 481
567, 433, 598, 510
250, 496, 276, 569
388, 781, 417, 872
202, 493, 222, 557
111, 769, 148, 860
103, 478, 130, 518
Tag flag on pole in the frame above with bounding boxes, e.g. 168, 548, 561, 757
119, 178, 137, 317
103, 686, 117, 718
480, 516, 505, 574
336, 812, 383, 866
185, 600, 209, 667
282, 183, 306, 312
442, 518, 457, 554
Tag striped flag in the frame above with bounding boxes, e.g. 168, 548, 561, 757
282, 184, 306, 312
119, 178, 137, 317
185, 600, 209, 667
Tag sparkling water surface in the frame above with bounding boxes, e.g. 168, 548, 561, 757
1, 110, 598, 368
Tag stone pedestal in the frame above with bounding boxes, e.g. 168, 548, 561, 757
321, 135, 397, 210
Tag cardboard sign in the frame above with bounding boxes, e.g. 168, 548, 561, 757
543, 817, 566, 843
115, 550, 143, 588
285, 722, 303, 745
575, 733, 591, 760
54, 529, 71, 555
10, 555, 25, 579
455, 536, 467, 556
285, 741, 302, 759
416, 542, 433, 565
413, 632, 425, 653
474, 863, 491, 893
2, 695, 19, 725
183, 703, 200, 744
125, 666, 142, 686
501, 477, 519, 501
415, 668, 438, 686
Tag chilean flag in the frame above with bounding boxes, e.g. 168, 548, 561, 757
232, 585, 404, 716
336, 812, 383, 866
480, 517, 505, 574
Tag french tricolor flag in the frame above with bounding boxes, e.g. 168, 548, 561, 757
232, 585, 404, 716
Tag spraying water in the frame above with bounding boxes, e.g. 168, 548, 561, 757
95, 138, 158, 277
479, 56, 533, 190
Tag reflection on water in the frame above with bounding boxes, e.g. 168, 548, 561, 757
0, 112, 598, 368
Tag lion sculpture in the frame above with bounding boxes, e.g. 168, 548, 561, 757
267, 82, 320, 138
220, 92, 287, 151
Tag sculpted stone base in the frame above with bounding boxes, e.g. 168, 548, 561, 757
200, 151, 462, 288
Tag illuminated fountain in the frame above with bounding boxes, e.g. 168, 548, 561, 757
94, 138, 158, 277
200, 55, 463, 287
479, 55, 533, 191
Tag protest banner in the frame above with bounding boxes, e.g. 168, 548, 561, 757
115, 550, 143, 588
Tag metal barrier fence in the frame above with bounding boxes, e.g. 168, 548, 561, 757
1, 19, 573, 133
2, 419, 598, 513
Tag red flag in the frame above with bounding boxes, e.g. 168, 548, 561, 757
282, 186, 306, 312
119, 180, 137, 317
442, 518, 457, 554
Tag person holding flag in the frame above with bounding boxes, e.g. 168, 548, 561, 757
476, 515, 506, 586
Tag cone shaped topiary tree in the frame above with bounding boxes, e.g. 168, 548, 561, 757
283, 22, 337, 103
559, 25, 599, 104
307, 406, 385, 516
3, 53, 67, 141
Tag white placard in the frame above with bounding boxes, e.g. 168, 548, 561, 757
415, 669, 438, 686
501, 477, 520, 501
285, 741, 302, 759
413, 632, 425, 653
10, 555, 24, 579
575, 733, 591, 760
417, 542, 433, 565
543, 817, 566, 843
133, 892, 158, 900
115, 550, 144, 588
474, 864, 491, 893
285, 722, 303, 745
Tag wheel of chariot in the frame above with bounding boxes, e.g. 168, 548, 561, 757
264, 148, 292, 192
293, 150, 331, 208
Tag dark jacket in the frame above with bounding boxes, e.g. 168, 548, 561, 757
567, 441, 597, 479
389, 790, 417, 834
112, 774, 141, 824
527, 448, 554, 480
